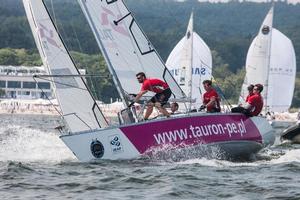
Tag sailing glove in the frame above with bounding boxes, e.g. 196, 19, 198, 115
199, 105, 206, 111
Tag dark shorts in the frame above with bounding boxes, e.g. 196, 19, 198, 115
207, 107, 221, 113
150, 88, 172, 106
231, 107, 252, 117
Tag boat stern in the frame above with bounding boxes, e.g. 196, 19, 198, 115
251, 116, 275, 147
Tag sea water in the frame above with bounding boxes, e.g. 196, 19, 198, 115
0, 114, 299, 200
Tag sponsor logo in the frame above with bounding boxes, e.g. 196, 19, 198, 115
170, 67, 207, 77
39, 23, 60, 48
262, 25, 270, 35
100, 6, 130, 38
90, 139, 104, 158
109, 135, 123, 154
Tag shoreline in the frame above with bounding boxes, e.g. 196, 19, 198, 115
0, 98, 122, 118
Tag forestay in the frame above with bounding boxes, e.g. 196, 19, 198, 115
166, 12, 212, 108
23, 0, 108, 132
77, 0, 186, 102
240, 6, 296, 112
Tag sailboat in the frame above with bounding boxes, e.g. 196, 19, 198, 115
240, 6, 296, 114
166, 12, 212, 110
23, 0, 275, 162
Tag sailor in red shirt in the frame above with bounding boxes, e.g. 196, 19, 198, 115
231, 84, 263, 116
201, 80, 221, 113
133, 72, 172, 120
247, 84, 263, 116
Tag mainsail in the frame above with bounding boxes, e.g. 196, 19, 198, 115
166, 12, 212, 108
77, 0, 186, 104
23, 0, 108, 132
240, 6, 296, 112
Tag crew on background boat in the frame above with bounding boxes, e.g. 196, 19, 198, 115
232, 84, 264, 116
132, 72, 172, 120
200, 80, 221, 113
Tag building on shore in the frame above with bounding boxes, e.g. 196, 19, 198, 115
0, 65, 53, 99
0, 65, 86, 100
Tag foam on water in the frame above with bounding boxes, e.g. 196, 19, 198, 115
0, 124, 75, 163
270, 148, 300, 164
176, 146, 300, 167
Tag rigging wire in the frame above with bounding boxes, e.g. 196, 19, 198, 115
33, 74, 110, 91
211, 76, 233, 111
48, 0, 107, 102
32, 74, 110, 116
33, 76, 63, 117
50, 0, 57, 30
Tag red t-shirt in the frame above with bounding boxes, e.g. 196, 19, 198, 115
247, 94, 263, 116
203, 89, 220, 112
245, 92, 254, 103
141, 78, 169, 93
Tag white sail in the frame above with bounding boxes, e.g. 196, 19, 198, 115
241, 6, 296, 112
267, 28, 296, 112
23, 0, 108, 132
77, 0, 186, 104
166, 12, 212, 108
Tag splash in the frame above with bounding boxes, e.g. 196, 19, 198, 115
0, 124, 76, 163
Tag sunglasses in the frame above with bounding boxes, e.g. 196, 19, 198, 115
137, 76, 143, 80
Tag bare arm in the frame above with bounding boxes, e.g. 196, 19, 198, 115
135, 90, 148, 102
205, 96, 216, 107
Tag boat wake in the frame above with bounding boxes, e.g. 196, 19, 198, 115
0, 124, 75, 163
175, 144, 300, 167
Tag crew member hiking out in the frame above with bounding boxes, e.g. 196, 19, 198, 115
232, 84, 264, 117
132, 72, 172, 120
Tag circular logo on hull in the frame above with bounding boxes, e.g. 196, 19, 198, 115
90, 139, 104, 158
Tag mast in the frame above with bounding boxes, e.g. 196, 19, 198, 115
264, 6, 274, 114
187, 12, 194, 111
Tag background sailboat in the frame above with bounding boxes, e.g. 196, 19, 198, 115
166, 12, 212, 109
240, 6, 296, 113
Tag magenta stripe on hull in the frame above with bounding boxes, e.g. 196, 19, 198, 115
120, 114, 262, 154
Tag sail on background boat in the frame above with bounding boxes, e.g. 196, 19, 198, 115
23, 0, 108, 132
240, 6, 296, 113
166, 12, 212, 108
267, 28, 296, 112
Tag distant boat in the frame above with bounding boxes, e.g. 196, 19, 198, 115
166, 12, 212, 110
240, 6, 296, 113
280, 121, 300, 144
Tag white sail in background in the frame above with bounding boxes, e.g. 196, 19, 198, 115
77, 0, 186, 103
241, 6, 296, 112
166, 12, 212, 108
23, 0, 108, 132
267, 28, 296, 112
